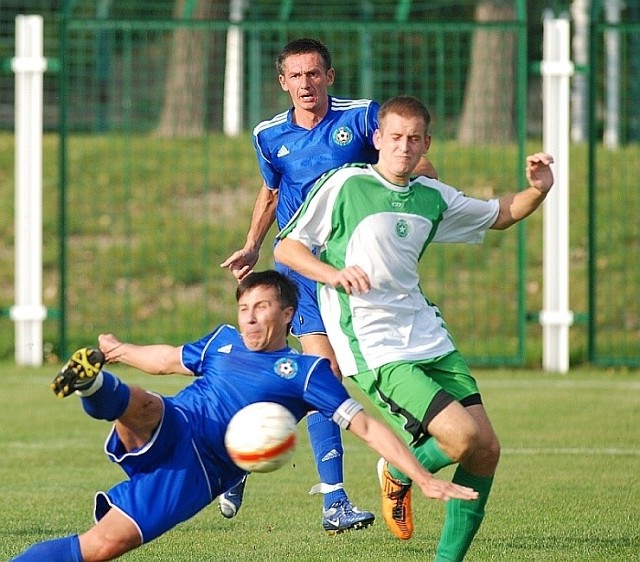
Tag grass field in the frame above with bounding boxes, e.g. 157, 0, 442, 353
1, 362, 638, 561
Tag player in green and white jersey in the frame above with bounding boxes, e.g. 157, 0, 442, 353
275, 95, 555, 560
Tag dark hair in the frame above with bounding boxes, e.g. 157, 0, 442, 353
276, 38, 332, 75
236, 270, 299, 312
378, 95, 432, 135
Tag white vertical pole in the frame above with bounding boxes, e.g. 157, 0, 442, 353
223, 0, 246, 137
10, 15, 47, 366
570, 0, 589, 142
603, 0, 623, 149
540, 17, 574, 373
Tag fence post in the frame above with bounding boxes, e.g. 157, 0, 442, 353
570, 0, 589, 142
10, 15, 47, 366
603, 0, 623, 148
540, 17, 574, 373
223, 0, 247, 137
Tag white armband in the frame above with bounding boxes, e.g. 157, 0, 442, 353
332, 398, 364, 429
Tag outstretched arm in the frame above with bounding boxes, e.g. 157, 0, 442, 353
274, 238, 371, 295
491, 152, 555, 230
348, 411, 478, 502
220, 182, 279, 281
98, 333, 192, 376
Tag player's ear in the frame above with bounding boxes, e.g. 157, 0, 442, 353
283, 306, 295, 324
326, 68, 335, 86
373, 128, 382, 150
278, 74, 288, 92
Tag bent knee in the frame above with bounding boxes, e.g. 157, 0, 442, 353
80, 497, 142, 560
464, 432, 501, 475
80, 535, 139, 562
454, 421, 482, 461
482, 434, 501, 466
439, 418, 481, 463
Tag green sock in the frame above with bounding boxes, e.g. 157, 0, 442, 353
388, 438, 454, 483
434, 466, 494, 562
414, 437, 455, 474
386, 462, 412, 484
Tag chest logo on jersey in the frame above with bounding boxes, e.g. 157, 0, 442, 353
277, 145, 290, 158
395, 219, 410, 239
332, 126, 354, 147
274, 358, 298, 379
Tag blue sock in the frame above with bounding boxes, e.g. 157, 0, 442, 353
11, 534, 82, 562
307, 411, 347, 508
81, 370, 130, 421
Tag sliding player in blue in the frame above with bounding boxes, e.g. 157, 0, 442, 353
220, 37, 437, 534
10, 271, 477, 561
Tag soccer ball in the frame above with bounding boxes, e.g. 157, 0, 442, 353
225, 402, 297, 473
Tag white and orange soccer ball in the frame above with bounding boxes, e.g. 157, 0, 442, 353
225, 402, 298, 473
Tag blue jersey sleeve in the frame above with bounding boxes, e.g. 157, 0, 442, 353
253, 111, 287, 191
301, 356, 352, 417
181, 324, 236, 376
363, 98, 380, 145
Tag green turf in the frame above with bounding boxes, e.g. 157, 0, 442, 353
1, 363, 638, 560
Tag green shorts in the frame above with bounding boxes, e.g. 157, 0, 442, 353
351, 351, 481, 446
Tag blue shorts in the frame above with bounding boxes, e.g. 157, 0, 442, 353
94, 397, 242, 544
275, 261, 326, 337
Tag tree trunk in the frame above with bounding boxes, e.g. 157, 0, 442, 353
154, 0, 222, 137
457, 1, 516, 144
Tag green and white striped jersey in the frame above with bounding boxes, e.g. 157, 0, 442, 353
280, 163, 500, 377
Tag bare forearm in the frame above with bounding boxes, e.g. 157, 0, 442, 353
492, 186, 548, 230
348, 411, 479, 502
349, 413, 433, 484
98, 334, 189, 375
245, 185, 278, 251
221, 185, 278, 279
275, 238, 371, 295
274, 238, 337, 284
492, 152, 554, 230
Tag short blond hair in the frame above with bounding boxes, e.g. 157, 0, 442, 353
379, 95, 431, 135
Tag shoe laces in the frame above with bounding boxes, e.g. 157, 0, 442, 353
389, 485, 410, 521
326, 499, 348, 515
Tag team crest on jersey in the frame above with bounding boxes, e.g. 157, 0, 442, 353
274, 358, 298, 379
395, 219, 410, 239
332, 126, 354, 147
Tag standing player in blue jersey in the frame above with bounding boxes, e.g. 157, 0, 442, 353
10, 271, 478, 562
220, 37, 437, 534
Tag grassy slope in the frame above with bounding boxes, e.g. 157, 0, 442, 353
1, 132, 638, 365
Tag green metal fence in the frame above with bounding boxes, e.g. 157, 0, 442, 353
588, 0, 640, 366
1, 0, 637, 367
54, 0, 532, 365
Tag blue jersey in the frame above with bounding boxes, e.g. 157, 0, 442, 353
253, 96, 379, 229
96, 325, 362, 543
174, 324, 356, 469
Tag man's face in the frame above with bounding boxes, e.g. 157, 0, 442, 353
278, 52, 335, 112
237, 285, 293, 352
373, 113, 431, 184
